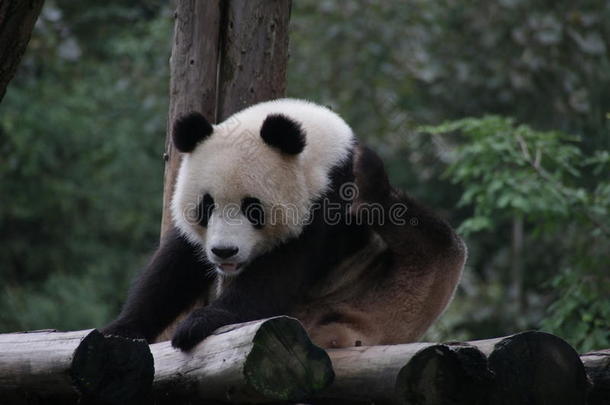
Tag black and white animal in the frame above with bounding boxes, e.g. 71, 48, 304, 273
102, 99, 466, 351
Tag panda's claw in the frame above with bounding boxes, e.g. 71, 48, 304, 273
171, 317, 211, 351
100, 322, 147, 341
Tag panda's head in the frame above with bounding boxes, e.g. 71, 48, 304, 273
171, 99, 354, 277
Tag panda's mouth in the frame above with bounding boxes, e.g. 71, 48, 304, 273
218, 262, 243, 274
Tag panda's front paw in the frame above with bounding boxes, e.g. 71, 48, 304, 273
171, 315, 215, 351
100, 321, 147, 341
171, 307, 238, 351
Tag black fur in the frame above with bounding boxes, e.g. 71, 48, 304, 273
170, 209, 369, 350
241, 197, 265, 229
173, 112, 213, 153
310, 148, 371, 279
169, 155, 369, 350
260, 114, 306, 155
102, 144, 459, 351
101, 228, 214, 341
353, 145, 457, 256
102, 151, 369, 351
198, 193, 215, 227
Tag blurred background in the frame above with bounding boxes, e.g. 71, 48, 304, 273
0, 0, 608, 352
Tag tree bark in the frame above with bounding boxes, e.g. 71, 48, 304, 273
321, 342, 489, 404
510, 215, 524, 317
160, 0, 291, 238
395, 343, 491, 405
0, 317, 333, 404
2, 326, 608, 405
151, 316, 333, 403
161, 0, 222, 237
216, 0, 291, 121
0, 329, 153, 405
581, 349, 610, 405
319, 343, 431, 404
320, 331, 589, 405
0, 0, 44, 102
483, 331, 588, 405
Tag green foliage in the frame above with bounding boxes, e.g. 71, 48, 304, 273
420, 116, 610, 349
0, 1, 171, 331
291, 0, 609, 351
420, 117, 605, 234
544, 268, 610, 352
290, 0, 610, 140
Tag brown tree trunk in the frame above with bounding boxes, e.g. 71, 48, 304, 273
0, 0, 45, 102
160, 0, 222, 237
216, 0, 291, 121
160, 0, 292, 238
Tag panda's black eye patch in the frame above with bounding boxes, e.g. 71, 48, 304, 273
198, 193, 215, 227
241, 197, 264, 229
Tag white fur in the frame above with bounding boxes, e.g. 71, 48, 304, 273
171, 99, 355, 275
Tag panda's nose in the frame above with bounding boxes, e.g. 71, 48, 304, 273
211, 246, 239, 260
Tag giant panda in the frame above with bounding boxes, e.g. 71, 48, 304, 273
102, 98, 466, 351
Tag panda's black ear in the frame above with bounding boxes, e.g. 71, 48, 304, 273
172, 112, 213, 153
260, 114, 306, 155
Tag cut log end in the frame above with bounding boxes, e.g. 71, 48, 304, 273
395, 344, 491, 405
581, 350, 610, 405
489, 331, 588, 405
243, 317, 334, 402
71, 329, 154, 405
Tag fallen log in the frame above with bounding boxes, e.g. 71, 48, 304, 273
483, 331, 588, 405
0, 317, 333, 404
151, 316, 334, 403
581, 349, 610, 405
320, 331, 590, 405
320, 343, 431, 403
2, 323, 606, 405
320, 341, 491, 404
0, 328, 153, 404
395, 343, 491, 405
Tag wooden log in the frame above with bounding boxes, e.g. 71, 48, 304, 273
481, 331, 588, 405
581, 349, 610, 405
151, 316, 334, 403
320, 343, 491, 404
161, 0, 222, 237
319, 343, 431, 403
395, 343, 491, 405
0, 329, 154, 404
3, 325, 602, 404
319, 331, 590, 405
